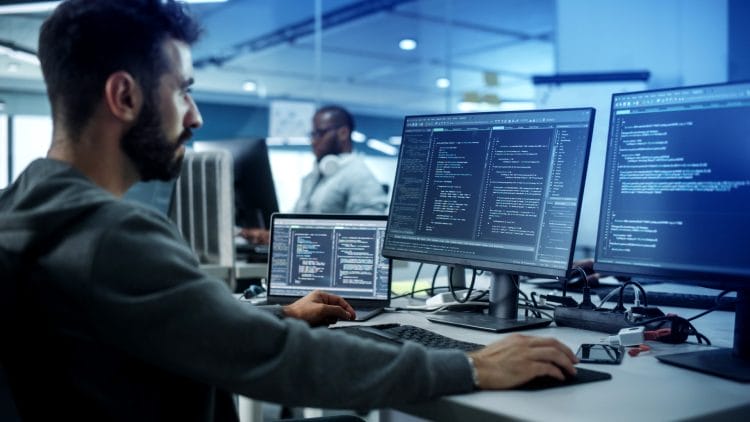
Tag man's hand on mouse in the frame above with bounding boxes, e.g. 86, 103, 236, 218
468, 334, 579, 389
283, 290, 357, 326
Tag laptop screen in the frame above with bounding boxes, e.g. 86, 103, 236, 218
268, 214, 391, 302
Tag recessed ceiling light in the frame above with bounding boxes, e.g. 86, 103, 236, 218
436, 78, 450, 89
398, 38, 417, 51
242, 80, 257, 92
351, 131, 366, 143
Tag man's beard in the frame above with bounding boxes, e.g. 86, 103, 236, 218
120, 96, 191, 182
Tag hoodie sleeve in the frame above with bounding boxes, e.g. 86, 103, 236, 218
85, 207, 474, 409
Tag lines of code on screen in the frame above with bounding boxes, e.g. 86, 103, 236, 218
384, 110, 593, 277
598, 86, 750, 275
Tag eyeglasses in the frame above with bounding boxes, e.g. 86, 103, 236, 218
309, 126, 341, 139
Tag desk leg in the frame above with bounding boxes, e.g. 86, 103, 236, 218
238, 396, 262, 422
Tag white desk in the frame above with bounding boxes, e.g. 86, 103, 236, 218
348, 303, 749, 421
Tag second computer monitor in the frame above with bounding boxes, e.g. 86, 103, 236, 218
233, 138, 280, 230
383, 108, 595, 331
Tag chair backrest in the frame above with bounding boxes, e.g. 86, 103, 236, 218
170, 149, 236, 289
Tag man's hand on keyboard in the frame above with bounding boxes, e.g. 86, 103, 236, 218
238, 227, 270, 245
468, 334, 579, 389
283, 290, 356, 326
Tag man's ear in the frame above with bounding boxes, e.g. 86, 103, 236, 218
103, 71, 142, 123
337, 126, 352, 150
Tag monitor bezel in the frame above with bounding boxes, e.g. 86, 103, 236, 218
593, 80, 750, 289
382, 107, 596, 280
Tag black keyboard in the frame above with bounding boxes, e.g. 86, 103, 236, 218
593, 287, 736, 311
335, 323, 483, 352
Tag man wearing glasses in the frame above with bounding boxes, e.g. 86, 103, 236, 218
293, 105, 389, 214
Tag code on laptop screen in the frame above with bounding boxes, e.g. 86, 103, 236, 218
269, 216, 390, 300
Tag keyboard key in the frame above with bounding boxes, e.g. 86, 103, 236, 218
335, 324, 483, 352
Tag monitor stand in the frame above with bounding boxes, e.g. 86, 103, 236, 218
426, 269, 552, 332
656, 289, 750, 382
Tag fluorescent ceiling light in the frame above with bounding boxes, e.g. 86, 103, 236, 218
435, 78, 450, 89
0, 0, 226, 15
366, 139, 398, 156
351, 130, 366, 143
0, 1, 60, 14
398, 38, 417, 51
0, 45, 40, 65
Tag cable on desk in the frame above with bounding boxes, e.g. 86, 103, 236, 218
518, 303, 553, 320
513, 275, 543, 318
597, 286, 621, 309
686, 290, 736, 322
637, 314, 711, 345
410, 262, 424, 298
617, 280, 649, 310
430, 265, 441, 296
449, 267, 477, 304
391, 286, 451, 300
570, 266, 596, 309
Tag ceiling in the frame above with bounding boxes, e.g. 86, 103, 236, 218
0, 0, 557, 117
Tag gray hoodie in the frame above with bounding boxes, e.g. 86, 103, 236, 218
0, 158, 473, 421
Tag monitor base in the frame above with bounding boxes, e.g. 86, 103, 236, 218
427, 310, 552, 333
657, 348, 750, 383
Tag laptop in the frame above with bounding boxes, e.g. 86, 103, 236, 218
266, 213, 392, 321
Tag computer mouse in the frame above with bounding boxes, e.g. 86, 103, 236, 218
243, 284, 266, 299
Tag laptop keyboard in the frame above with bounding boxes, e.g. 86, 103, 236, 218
335, 323, 483, 352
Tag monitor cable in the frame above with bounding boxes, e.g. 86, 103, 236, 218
685, 290, 736, 322
570, 266, 596, 309
410, 262, 424, 298
448, 267, 477, 304
430, 265, 441, 296
615, 280, 649, 311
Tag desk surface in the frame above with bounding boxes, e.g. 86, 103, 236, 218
338, 295, 748, 422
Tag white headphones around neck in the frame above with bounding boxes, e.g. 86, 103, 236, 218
318, 154, 345, 177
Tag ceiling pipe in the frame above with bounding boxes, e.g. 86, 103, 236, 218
194, 0, 416, 69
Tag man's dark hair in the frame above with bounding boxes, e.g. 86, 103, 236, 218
38, 0, 201, 137
316, 105, 355, 132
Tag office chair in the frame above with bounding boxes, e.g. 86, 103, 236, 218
170, 149, 237, 290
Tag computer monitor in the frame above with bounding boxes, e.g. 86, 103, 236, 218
383, 108, 595, 331
595, 81, 750, 382
123, 179, 176, 216
231, 138, 280, 230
